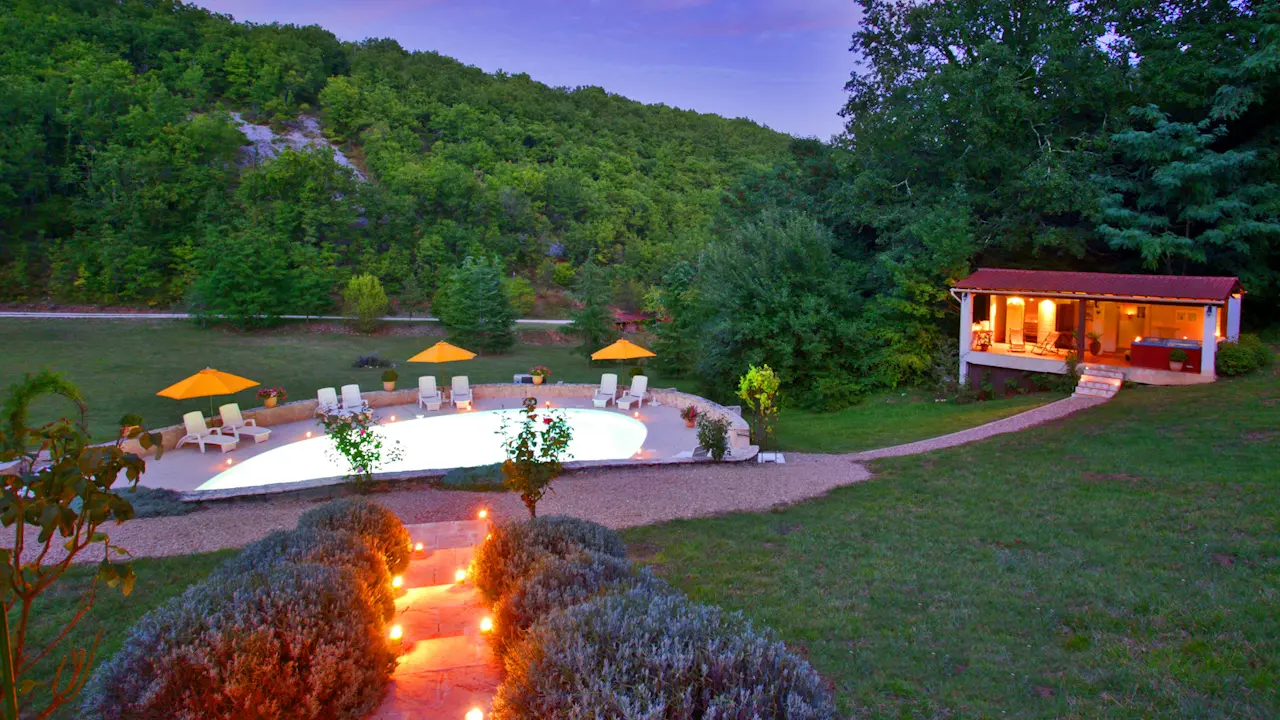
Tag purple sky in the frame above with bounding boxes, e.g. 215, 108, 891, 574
195, 0, 860, 139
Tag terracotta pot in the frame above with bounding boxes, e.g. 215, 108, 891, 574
264, 397, 278, 408
1089, 339, 1101, 356
1169, 361, 1184, 372
383, 381, 396, 391
685, 419, 696, 428
533, 375, 544, 385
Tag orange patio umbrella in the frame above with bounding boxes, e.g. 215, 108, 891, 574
157, 368, 259, 418
591, 339, 656, 362
408, 341, 477, 392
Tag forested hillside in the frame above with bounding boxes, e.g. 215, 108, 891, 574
0, 0, 790, 309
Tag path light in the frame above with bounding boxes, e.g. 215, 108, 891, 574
466, 709, 483, 720
479, 616, 493, 633
389, 624, 403, 641
477, 508, 488, 520
633, 411, 639, 419
485, 533, 492, 541
305, 431, 312, 438
390, 415, 396, 422
226, 458, 233, 465
545, 400, 551, 408
414, 542, 424, 553
455, 568, 466, 583
392, 575, 404, 589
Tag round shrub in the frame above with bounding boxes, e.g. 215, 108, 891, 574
211, 528, 396, 621
81, 563, 395, 720
491, 550, 667, 660
492, 586, 839, 720
297, 498, 411, 574
1216, 333, 1274, 376
471, 515, 626, 604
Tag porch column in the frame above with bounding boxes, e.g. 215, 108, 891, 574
1201, 305, 1217, 377
959, 292, 973, 383
1075, 300, 1087, 360
1226, 295, 1241, 342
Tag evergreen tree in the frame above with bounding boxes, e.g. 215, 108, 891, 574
400, 271, 427, 318
567, 260, 617, 359
190, 226, 293, 329
435, 256, 517, 353
649, 260, 700, 377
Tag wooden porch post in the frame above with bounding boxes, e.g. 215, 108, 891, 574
1076, 300, 1087, 360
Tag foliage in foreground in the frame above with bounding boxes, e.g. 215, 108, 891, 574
470, 515, 627, 604
297, 498, 412, 574
0, 371, 162, 719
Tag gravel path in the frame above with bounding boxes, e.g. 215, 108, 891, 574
12, 394, 1106, 565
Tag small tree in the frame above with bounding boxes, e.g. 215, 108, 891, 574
737, 364, 781, 457
498, 398, 573, 517
435, 257, 517, 353
0, 371, 162, 720
567, 260, 618, 359
343, 274, 390, 334
317, 411, 403, 491
399, 271, 427, 319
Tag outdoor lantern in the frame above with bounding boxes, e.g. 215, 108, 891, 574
477, 508, 488, 520
305, 431, 312, 438
392, 575, 404, 589
389, 624, 403, 641
480, 616, 494, 633
455, 569, 466, 583
226, 458, 233, 465
390, 415, 396, 422
633, 411, 639, 418
545, 400, 551, 407
414, 542, 424, 553
466, 709, 483, 720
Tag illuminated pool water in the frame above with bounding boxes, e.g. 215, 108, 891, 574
195, 408, 648, 492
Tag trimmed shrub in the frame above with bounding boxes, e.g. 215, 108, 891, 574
297, 498, 411, 574
81, 563, 395, 720
471, 515, 626, 604
1217, 333, 1274, 376
492, 550, 667, 660
696, 413, 731, 461
492, 586, 839, 720
211, 528, 395, 621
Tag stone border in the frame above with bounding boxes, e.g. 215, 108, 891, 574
116, 383, 756, 502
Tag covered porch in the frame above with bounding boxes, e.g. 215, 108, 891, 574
952, 269, 1244, 386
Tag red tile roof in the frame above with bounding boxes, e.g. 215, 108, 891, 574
954, 268, 1242, 303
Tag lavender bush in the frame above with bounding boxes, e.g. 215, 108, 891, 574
471, 515, 626, 604
297, 497, 411, 574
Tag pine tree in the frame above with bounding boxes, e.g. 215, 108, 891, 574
435, 256, 516, 353
567, 260, 618, 359
400, 271, 426, 318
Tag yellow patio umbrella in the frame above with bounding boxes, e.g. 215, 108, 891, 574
156, 368, 259, 418
591, 339, 656, 362
408, 341, 477, 393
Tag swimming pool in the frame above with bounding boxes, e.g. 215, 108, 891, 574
195, 408, 648, 492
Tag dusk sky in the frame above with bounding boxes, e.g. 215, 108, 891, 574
194, 0, 861, 140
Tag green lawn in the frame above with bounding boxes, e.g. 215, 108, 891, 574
0, 319, 695, 441
13, 549, 235, 719
777, 390, 1058, 454
624, 365, 1280, 717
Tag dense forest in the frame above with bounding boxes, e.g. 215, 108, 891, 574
1, 0, 1277, 409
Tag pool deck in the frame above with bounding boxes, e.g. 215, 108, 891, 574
137, 396, 704, 497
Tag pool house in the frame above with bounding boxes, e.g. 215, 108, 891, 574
952, 269, 1244, 386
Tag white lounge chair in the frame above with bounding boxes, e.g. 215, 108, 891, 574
176, 411, 237, 454
617, 375, 648, 410
316, 387, 339, 416
593, 373, 618, 408
451, 376, 472, 410
418, 376, 443, 411
340, 384, 370, 416
218, 403, 272, 445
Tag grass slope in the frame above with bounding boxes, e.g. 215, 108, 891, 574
13, 550, 235, 719
624, 365, 1280, 717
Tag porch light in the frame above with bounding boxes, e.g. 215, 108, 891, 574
480, 616, 493, 633
392, 575, 404, 589
477, 508, 488, 520
389, 624, 403, 641
466, 709, 483, 720
455, 568, 466, 583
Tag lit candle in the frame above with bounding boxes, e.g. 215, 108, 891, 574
389, 624, 403, 641
392, 575, 403, 589
305, 431, 312, 438
454, 568, 466, 583
466, 709, 483, 720
414, 542, 424, 553
477, 509, 488, 520
226, 458, 233, 465
479, 616, 493, 633
633, 411, 639, 418
390, 415, 396, 422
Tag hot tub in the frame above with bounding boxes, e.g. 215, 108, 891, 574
1130, 338, 1201, 372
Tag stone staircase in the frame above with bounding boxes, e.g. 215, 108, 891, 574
369, 519, 499, 720
1074, 364, 1124, 400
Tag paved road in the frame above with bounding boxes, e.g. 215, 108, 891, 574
0, 311, 571, 325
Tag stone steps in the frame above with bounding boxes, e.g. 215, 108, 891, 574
1073, 367, 1122, 400
371, 520, 499, 720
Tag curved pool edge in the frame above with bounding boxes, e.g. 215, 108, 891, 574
178, 447, 760, 503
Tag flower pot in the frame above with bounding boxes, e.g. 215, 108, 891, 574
1089, 339, 1101, 356
264, 397, 278, 408
383, 381, 396, 391
1169, 361, 1184, 372
685, 419, 696, 428
532, 375, 544, 385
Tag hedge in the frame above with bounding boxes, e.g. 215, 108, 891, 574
1216, 333, 1274, 376
297, 497, 412, 574
471, 515, 626, 604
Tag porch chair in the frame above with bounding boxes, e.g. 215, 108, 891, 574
418, 376, 443, 411
593, 373, 618, 408
316, 387, 339, 416
340, 384, 371, 417
452, 376, 473, 410
1030, 331, 1061, 356
176, 411, 238, 454
218, 403, 272, 445
617, 375, 649, 411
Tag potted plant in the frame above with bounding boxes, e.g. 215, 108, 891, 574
118, 413, 143, 439
256, 387, 286, 408
531, 365, 550, 386
1168, 348, 1187, 372
382, 368, 399, 391
680, 405, 700, 428
1087, 331, 1103, 357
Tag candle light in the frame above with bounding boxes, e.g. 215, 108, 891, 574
466, 709, 483, 720
390, 415, 396, 422
479, 617, 493, 633
305, 431, 312, 438
414, 542, 424, 553
226, 458, 233, 465
477, 509, 488, 520
389, 624, 403, 641
392, 575, 403, 589
455, 568, 466, 583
